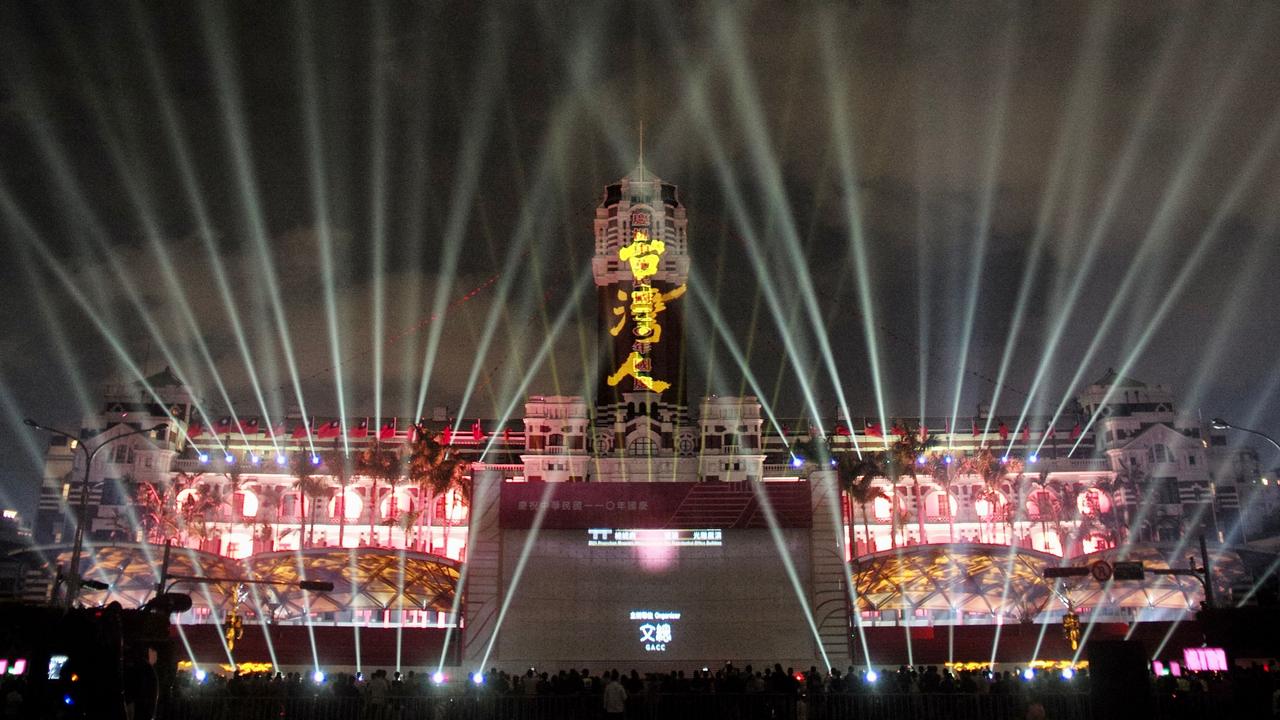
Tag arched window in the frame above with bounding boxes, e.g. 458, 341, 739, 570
328, 489, 363, 521
1025, 489, 1060, 520
379, 489, 415, 520
234, 490, 259, 519
628, 436, 658, 457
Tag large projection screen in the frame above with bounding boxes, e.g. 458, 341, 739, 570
494, 526, 816, 670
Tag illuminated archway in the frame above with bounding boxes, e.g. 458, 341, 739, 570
328, 489, 363, 521
234, 489, 259, 519
379, 488, 415, 520
1076, 488, 1112, 516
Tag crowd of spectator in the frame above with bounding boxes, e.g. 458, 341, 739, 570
161, 660, 1280, 718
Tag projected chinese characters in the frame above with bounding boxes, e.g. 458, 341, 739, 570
606, 226, 686, 394
631, 610, 681, 652
588, 528, 723, 547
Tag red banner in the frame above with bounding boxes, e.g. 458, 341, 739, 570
500, 481, 812, 530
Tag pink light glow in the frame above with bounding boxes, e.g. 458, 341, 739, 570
328, 490, 363, 521
1183, 647, 1227, 672
872, 496, 892, 520
1076, 488, 1112, 515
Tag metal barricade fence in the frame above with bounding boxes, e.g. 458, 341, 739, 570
158, 690, 1101, 720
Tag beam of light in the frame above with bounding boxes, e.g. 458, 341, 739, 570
1060, 95, 1280, 458
437, 270, 592, 672
171, 545, 237, 668
241, 576, 281, 671
17, 251, 98, 420
0, 89, 230, 456
476, 481, 557, 670
0, 186, 219, 450
294, 0, 350, 457
819, 20, 891, 447
369, 2, 388, 430
171, 622, 204, 677
686, 272, 806, 449
127, 0, 283, 455
1045, 10, 1271, 462
450, 105, 577, 428
198, 0, 316, 457
475, 272, 592, 464
994, 474, 1042, 665
653, 7, 829, 440
947, 19, 1016, 448
62, 29, 263, 457
412, 13, 509, 421
291, 550, 321, 675
1176, 201, 1280, 417
999, 11, 1191, 451
682, 267, 868, 664
395, 548, 407, 674
748, 478, 832, 671
708, 9, 859, 440
1139, 498, 1220, 649
674, 69, 829, 441
815, 469, 874, 668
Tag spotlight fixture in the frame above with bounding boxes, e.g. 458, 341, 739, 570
224, 454, 235, 463
250, 454, 261, 465
1028, 454, 1038, 464
865, 669, 878, 683
431, 671, 445, 685
1021, 668, 1034, 681
313, 670, 325, 684
276, 454, 287, 466
471, 671, 484, 685
198, 453, 209, 464
310, 455, 321, 466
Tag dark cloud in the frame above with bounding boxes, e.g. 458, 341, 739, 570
1, 1, 1279, 516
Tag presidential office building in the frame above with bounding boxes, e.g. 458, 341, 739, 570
26, 164, 1278, 672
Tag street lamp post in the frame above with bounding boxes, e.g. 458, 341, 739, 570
1210, 418, 1280, 543
1210, 418, 1280, 455
24, 417, 167, 609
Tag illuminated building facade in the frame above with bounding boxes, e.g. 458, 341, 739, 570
24, 166, 1274, 672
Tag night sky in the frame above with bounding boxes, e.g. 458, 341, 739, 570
1, 2, 1278, 518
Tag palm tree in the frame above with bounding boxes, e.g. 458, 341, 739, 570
890, 425, 937, 546
1114, 457, 1145, 538
965, 448, 1022, 544
128, 476, 181, 544
222, 465, 245, 534
841, 453, 889, 556
185, 482, 228, 552
255, 484, 285, 551
1050, 478, 1083, 556
1087, 474, 1124, 547
321, 445, 356, 548
357, 440, 403, 547
290, 454, 327, 548
930, 452, 959, 543
408, 423, 465, 552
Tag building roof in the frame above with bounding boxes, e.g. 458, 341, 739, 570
1092, 368, 1147, 389
34, 543, 460, 618
137, 365, 186, 389
851, 542, 1251, 620
622, 162, 661, 184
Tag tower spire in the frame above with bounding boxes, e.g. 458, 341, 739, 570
638, 120, 644, 180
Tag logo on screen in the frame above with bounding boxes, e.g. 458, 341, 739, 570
631, 610, 681, 652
